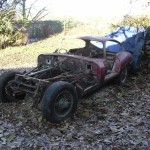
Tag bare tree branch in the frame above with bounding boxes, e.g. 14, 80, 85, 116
34, 12, 49, 21
0, 0, 7, 9
31, 7, 47, 21
1, 0, 49, 22
26, 0, 38, 19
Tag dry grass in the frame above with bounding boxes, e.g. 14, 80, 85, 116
0, 23, 111, 69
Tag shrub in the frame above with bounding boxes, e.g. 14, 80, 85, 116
111, 15, 150, 29
0, 10, 21, 49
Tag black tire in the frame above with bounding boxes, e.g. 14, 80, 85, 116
0, 71, 26, 102
130, 55, 142, 75
42, 81, 78, 123
115, 65, 128, 85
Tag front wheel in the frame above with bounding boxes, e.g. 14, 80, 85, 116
42, 81, 78, 123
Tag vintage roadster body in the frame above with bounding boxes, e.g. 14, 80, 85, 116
0, 36, 132, 123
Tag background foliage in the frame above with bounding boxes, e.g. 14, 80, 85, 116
0, 10, 21, 49
0, 0, 150, 49
111, 15, 150, 28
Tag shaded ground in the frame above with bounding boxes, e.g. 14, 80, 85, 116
0, 67, 149, 150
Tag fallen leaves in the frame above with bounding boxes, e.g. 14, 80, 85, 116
0, 70, 149, 149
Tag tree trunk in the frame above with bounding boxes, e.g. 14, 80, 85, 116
22, 0, 26, 21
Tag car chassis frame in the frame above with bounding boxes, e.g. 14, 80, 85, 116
0, 36, 132, 123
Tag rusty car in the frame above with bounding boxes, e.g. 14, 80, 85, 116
0, 36, 132, 123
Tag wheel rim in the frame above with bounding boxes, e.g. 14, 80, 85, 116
5, 80, 23, 100
120, 67, 127, 83
5, 80, 15, 97
54, 90, 73, 117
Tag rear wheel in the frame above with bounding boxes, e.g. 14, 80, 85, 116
130, 55, 142, 75
42, 81, 78, 123
115, 66, 128, 85
0, 71, 26, 102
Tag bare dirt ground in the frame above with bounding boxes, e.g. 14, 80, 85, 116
0, 67, 149, 150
